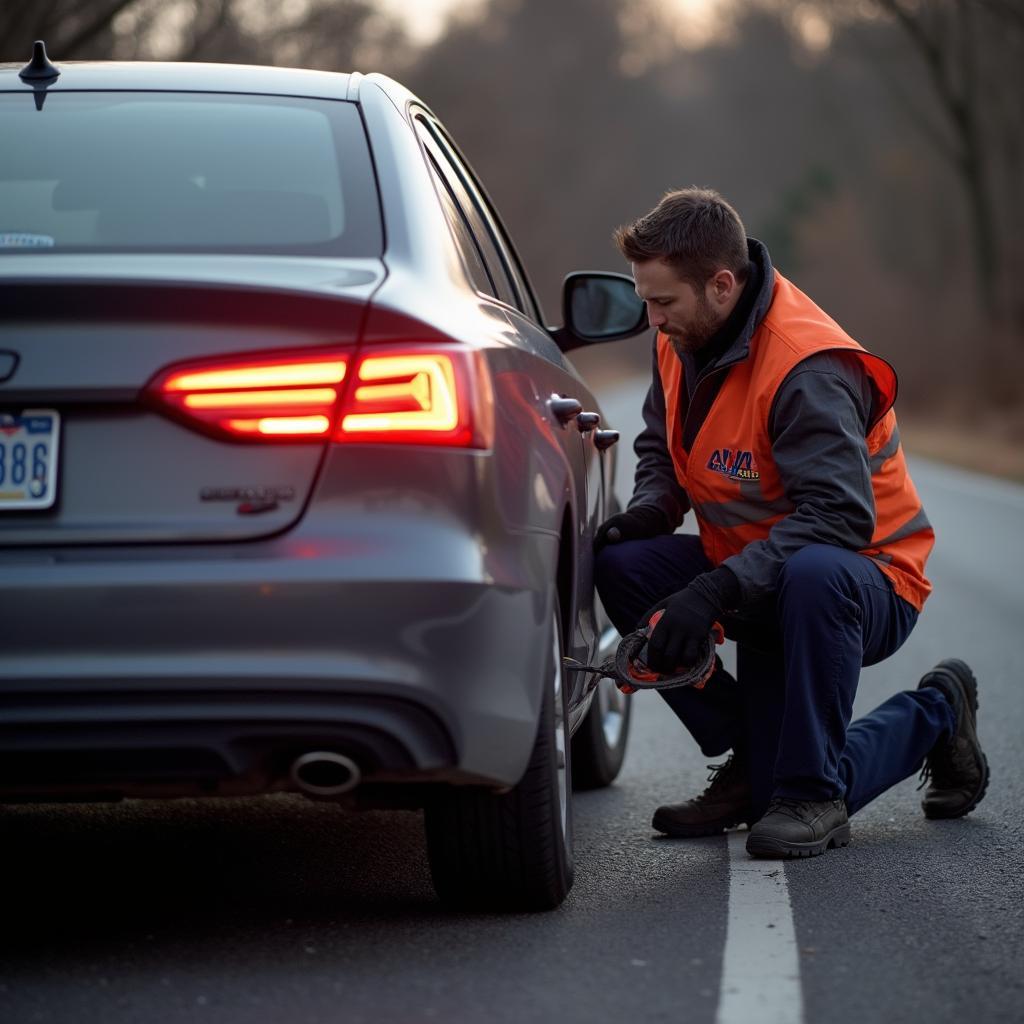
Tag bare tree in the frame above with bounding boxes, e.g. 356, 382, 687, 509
780, 0, 1024, 323
0, 0, 142, 60
2, 0, 406, 73
875, 0, 1000, 315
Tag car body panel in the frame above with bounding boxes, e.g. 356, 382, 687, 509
0, 446, 559, 793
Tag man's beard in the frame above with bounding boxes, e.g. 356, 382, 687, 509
667, 293, 723, 357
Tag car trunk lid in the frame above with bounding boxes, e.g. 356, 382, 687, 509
0, 254, 383, 545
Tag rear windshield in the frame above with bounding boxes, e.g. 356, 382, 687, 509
0, 91, 382, 255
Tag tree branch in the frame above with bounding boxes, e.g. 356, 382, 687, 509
875, 0, 971, 157
848, 26, 959, 165
976, 0, 1024, 32
60, 0, 145, 57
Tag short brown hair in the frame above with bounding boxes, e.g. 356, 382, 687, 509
614, 187, 749, 287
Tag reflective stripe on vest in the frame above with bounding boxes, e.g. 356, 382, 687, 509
656, 272, 934, 611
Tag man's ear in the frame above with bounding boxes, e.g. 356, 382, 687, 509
709, 269, 738, 304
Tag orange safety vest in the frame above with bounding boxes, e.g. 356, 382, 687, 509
656, 272, 933, 611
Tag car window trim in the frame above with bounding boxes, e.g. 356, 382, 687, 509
418, 115, 524, 310
426, 123, 522, 309
414, 117, 519, 308
429, 122, 545, 325
412, 109, 543, 324
426, 120, 531, 312
423, 147, 499, 298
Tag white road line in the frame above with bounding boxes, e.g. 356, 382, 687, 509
716, 831, 804, 1024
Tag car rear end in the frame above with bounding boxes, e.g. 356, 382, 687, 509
0, 69, 557, 806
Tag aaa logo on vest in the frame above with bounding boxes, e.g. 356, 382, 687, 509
706, 448, 759, 481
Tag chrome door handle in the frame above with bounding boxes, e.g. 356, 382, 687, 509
576, 411, 600, 432
549, 395, 583, 425
594, 429, 620, 451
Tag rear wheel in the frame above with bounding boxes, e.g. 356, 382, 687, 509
424, 600, 573, 911
571, 675, 632, 789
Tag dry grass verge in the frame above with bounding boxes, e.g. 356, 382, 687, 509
900, 417, 1024, 484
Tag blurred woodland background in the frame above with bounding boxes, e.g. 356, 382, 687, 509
3, 0, 1023, 475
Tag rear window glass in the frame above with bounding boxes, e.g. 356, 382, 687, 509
0, 91, 382, 255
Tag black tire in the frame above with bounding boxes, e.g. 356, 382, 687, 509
571, 676, 632, 790
424, 601, 574, 911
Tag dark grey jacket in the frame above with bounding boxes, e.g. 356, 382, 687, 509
629, 239, 887, 607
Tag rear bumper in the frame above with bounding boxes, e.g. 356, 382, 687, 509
0, 691, 455, 802
0, 528, 558, 802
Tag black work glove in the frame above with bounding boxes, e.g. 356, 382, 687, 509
644, 568, 740, 672
594, 505, 671, 553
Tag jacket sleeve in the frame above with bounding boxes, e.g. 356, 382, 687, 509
721, 350, 877, 605
627, 337, 690, 529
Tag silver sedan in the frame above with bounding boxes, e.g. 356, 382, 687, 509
0, 48, 647, 910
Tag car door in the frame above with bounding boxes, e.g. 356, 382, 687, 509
414, 114, 613, 691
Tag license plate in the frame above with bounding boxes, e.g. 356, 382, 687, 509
0, 409, 61, 510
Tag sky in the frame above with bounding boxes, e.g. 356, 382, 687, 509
376, 0, 727, 46
375, 0, 481, 44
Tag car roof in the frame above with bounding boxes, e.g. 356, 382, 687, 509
0, 58, 360, 101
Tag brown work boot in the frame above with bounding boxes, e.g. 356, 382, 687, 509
917, 659, 989, 819
652, 752, 752, 837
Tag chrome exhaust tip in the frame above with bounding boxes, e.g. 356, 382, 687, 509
290, 751, 361, 797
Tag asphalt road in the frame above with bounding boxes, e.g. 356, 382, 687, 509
2, 377, 1022, 1024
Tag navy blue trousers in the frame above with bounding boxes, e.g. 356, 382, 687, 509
595, 536, 955, 818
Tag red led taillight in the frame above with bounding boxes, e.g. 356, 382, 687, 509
148, 345, 492, 448
149, 350, 350, 440
336, 348, 492, 448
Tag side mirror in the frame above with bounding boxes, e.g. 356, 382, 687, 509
553, 271, 648, 352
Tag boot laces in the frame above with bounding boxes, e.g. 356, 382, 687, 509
695, 755, 743, 804
766, 797, 815, 818
918, 735, 974, 790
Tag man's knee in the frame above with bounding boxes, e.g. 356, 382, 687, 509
594, 541, 648, 631
594, 542, 632, 604
778, 544, 856, 604
596, 533, 712, 634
